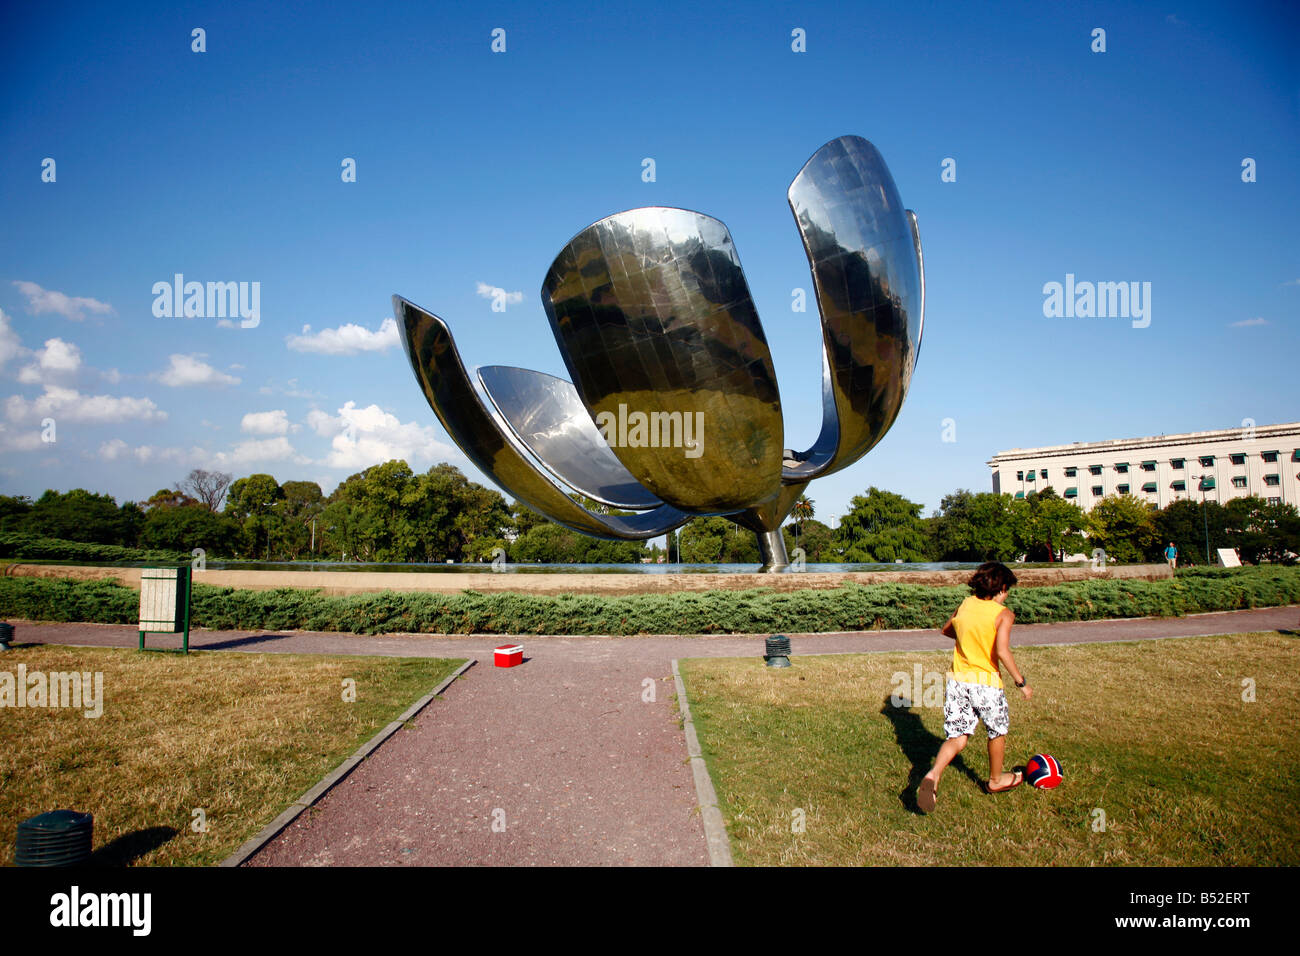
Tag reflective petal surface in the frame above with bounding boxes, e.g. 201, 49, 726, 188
395, 295, 690, 539
783, 135, 924, 482
542, 207, 785, 513
477, 364, 663, 510
393, 134, 925, 570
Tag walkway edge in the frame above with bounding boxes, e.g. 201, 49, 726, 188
672, 658, 733, 868
219, 657, 476, 867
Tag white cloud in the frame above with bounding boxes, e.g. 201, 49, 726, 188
210, 436, 309, 468
12, 280, 113, 320
5, 385, 166, 424
97, 438, 129, 460
157, 354, 241, 387
18, 337, 83, 384
1229, 317, 1268, 328
475, 282, 524, 305
101, 368, 122, 384
285, 317, 400, 355
0, 309, 28, 367
0, 423, 46, 452
309, 401, 457, 469
241, 409, 295, 435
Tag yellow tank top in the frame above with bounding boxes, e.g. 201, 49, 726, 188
950, 595, 1005, 688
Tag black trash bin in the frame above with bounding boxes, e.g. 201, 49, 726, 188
16, 810, 94, 866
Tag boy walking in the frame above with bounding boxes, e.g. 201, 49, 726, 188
918, 561, 1032, 813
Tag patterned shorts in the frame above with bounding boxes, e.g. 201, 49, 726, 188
943, 678, 1009, 740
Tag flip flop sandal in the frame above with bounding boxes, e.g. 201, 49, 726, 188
987, 769, 1023, 794
918, 777, 938, 813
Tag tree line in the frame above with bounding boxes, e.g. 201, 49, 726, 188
0, 463, 1296, 565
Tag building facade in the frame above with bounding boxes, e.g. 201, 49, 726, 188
988, 422, 1300, 511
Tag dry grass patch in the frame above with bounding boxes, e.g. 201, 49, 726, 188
0, 646, 463, 866
680, 631, 1300, 866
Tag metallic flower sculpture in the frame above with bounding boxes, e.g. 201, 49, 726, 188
394, 135, 925, 570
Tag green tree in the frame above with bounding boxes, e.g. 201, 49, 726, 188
679, 517, 760, 563
0, 494, 32, 532
19, 489, 138, 545
929, 489, 1020, 561
509, 522, 646, 563
1013, 487, 1089, 561
782, 517, 833, 562
225, 474, 284, 558
140, 504, 242, 555
272, 480, 326, 559
832, 487, 929, 562
1088, 494, 1158, 564
1155, 498, 1228, 566
1223, 496, 1300, 565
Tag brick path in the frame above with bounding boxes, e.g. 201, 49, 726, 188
12, 606, 1296, 865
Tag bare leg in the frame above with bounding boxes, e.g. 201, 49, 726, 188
925, 735, 968, 786
918, 734, 967, 812
987, 735, 1018, 790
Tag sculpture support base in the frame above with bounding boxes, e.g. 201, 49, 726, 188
756, 529, 789, 572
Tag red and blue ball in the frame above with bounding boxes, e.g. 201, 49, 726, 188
1025, 753, 1063, 789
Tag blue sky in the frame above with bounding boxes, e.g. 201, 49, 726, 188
1, 0, 1296, 529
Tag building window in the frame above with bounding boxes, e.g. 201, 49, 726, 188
1026, 471, 1035, 481
1231, 476, 1247, 488
1141, 482, 1157, 493
1262, 451, 1279, 463
1016, 470, 1023, 481
1171, 480, 1186, 491
1064, 467, 1077, 478
1230, 454, 1245, 465
1199, 456, 1214, 467
1040, 469, 1047, 479
1264, 474, 1280, 486
1089, 465, 1102, 475
1171, 458, 1185, 469
1141, 461, 1156, 472
1268, 497, 1281, 506
1115, 463, 1129, 473
1091, 486, 1103, 497
1117, 484, 1130, 494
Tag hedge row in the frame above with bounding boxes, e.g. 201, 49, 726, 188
1, 566, 1297, 635
0, 533, 187, 564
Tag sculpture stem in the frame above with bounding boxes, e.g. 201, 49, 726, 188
756, 529, 789, 572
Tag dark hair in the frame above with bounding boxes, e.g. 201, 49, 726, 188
969, 561, 1017, 599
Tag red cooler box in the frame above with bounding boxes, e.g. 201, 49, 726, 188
494, 644, 523, 667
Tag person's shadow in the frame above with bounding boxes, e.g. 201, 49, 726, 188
880, 696, 983, 815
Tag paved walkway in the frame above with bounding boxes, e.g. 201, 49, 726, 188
11, 607, 1297, 866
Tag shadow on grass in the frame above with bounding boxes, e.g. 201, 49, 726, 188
89, 826, 178, 866
199, 633, 294, 651
879, 696, 982, 814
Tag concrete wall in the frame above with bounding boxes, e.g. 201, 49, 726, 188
3, 562, 1174, 597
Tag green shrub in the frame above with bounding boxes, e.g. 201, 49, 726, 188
0, 533, 187, 564
1, 566, 1297, 635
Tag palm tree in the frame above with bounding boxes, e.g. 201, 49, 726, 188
790, 495, 815, 555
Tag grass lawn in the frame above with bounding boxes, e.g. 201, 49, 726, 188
0, 645, 464, 866
679, 631, 1300, 866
